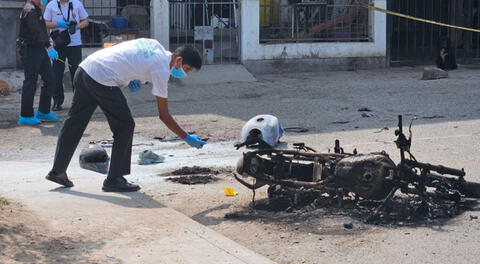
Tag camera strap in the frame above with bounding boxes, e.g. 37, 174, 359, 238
57, 1, 73, 22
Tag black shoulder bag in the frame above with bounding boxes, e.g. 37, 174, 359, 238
50, 1, 73, 48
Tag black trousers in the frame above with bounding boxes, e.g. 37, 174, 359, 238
20, 47, 54, 117
52, 45, 82, 106
51, 68, 135, 179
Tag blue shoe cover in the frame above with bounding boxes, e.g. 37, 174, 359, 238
18, 116, 42, 125
35, 110, 60, 121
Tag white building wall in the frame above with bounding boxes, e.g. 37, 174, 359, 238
240, 0, 387, 61
150, 0, 386, 63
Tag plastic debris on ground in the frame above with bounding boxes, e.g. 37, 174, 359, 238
137, 150, 165, 165
79, 143, 110, 174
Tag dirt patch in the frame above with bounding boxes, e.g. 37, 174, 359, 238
0, 198, 116, 264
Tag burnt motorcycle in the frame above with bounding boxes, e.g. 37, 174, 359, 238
234, 115, 480, 221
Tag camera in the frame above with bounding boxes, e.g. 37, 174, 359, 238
16, 38, 26, 57
68, 20, 77, 35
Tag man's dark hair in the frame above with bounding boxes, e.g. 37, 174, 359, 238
173, 45, 202, 70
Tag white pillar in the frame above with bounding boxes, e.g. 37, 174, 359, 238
240, 0, 260, 62
373, 0, 387, 54
151, 0, 170, 50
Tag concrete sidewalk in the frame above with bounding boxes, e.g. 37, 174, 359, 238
0, 161, 276, 264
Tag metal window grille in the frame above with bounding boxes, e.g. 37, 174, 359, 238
389, 0, 480, 66
81, 0, 151, 47
169, 0, 241, 64
260, 0, 372, 44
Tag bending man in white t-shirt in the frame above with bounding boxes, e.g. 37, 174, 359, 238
46, 39, 206, 192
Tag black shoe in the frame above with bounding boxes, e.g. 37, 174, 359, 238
46, 171, 74, 187
52, 104, 63, 112
102, 177, 140, 192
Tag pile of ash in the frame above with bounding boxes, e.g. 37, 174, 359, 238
229, 190, 478, 226
164, 166, 232, 185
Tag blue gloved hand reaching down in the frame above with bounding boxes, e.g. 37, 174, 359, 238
184, 134, 207, 149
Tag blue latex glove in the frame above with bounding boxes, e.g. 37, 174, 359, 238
184, 134, 207, 149
56, 21, 70, 29
128, 80, 141, 92
47, 48, 59, 60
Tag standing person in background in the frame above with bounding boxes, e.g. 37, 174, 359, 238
44, 0, 89, 111
17, 0, 60, 125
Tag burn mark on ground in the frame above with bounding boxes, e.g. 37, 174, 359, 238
166, 175, 218, 185
225, 193, 478, 227
163, 166, 233, 185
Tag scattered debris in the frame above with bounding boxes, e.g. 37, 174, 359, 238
166, 175, 217, 185
470, 215, 478, 220
331, 121, 350, 124
358, 107, 372, 112
358, 108, 374, 118
422, 67, 448, 80
422, 115, 445, 120
361, 112, 374, 118
93, 139, 153, 148
133, 143, 155, 147
137, 150, 165, 165
284, 127, 309, 133
374, 127, 389, 133
94, 139, 114, 147
154, 135, 180, 142
234, 193, 478, 226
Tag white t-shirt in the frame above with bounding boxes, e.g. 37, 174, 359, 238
44, 0, 89, 47
79, 38, 172, 98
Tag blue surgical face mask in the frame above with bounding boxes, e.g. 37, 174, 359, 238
41, 0, 48, 5
171, 66, 187, 79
